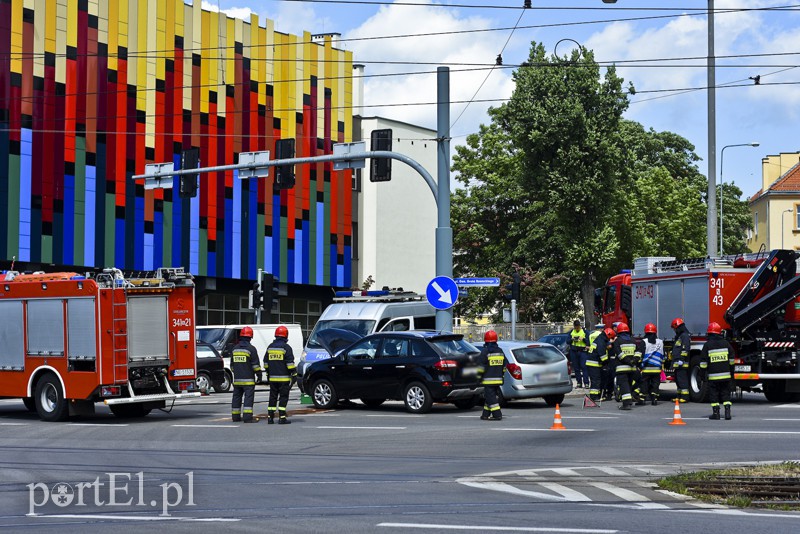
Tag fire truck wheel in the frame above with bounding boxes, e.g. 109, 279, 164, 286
34, 375, 69, 422
22, 397, 36, 412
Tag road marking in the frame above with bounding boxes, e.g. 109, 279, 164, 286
28, 514, 239, 522
594, 467, 630, 476
314, 426, 407, 430
708, 430, 800, 435
550, 468, 581, 476
773, 404, 800, 408
538, 482, 591, 501
67, 423, 129, 427
170, 425, 239, 428
300, 413, 340, 417
764, 418, 800, 421
588, 482, 662, 505
0, 422, 29, 426
377, 522, 617, 533
562, 416, 619, 419
458, 480, 566, 501
665, 508, 800, 519
498, 428, 595, 432
366, 414, 425, 418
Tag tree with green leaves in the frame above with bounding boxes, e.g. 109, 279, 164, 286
451, 41, 751, 325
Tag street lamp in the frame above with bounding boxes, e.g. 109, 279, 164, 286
720, 142, 760, 256
783, 209, 794, 250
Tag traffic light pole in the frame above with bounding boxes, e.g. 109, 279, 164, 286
511, 299, 517, 341
436, 67, 453, 333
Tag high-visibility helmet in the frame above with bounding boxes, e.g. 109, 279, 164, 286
484, 330, 498, 343
707, 322, 722, 335
644, 323, 657, 334
240, 326, 254, 338
671, 317, 685, 329
616, 322, 630, 334
604, 328, 616, 340
275, 325, 289, 339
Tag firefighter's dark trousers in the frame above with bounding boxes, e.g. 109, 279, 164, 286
569, 349, 586, 386
674, 365, 690, 402
616, 372, 634, 406
587, 365, 603, 400
640, 372, 661, 401
482, 385, 503, 420
232, 385, 255, 422
601, 361, 615, 399
708, 379, 732, 408
268, 382, 292, 420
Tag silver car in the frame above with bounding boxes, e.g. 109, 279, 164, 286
475, 341, 573, 407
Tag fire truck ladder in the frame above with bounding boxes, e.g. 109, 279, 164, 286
725, 250, 800, 335
111, 284, 129, 384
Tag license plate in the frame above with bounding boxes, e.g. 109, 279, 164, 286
462, 367, 480, 376
536, 373, 560, 382
171, 368, 194, 377
734, 365, 751, 373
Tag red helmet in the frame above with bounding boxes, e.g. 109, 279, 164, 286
671, 317, 684, 329
275, 325, 289, 338
604, 327, 616, 340
484, 330, 498, 343
616, 322, 630, 334
707, 322, 722, 335
644, 323, 657, 334
240, 326, 254, 338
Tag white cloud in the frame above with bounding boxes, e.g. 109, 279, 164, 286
345, 1, 514, 136
201, 2, 253, 21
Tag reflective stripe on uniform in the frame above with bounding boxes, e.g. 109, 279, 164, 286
482, 379, 503, 385
233, 381, 255, 386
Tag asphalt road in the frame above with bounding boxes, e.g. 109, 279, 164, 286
1, 384, 799, 533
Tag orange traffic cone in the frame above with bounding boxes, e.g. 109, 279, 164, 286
669, 398, 686, 426
550, 404, 566, 430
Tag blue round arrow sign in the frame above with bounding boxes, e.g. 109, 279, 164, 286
426, 276, 459, 310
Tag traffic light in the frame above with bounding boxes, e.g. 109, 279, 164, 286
179, 147, 200, 198
504, 273, 521, 302
274, 138, 296, 189
262, 272, 280, 317
249, 282, 263, 310
370, 129, 392, 182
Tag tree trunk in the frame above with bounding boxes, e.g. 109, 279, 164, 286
581, 274, 597, 330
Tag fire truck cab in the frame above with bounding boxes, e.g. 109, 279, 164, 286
0, 267, 201, 421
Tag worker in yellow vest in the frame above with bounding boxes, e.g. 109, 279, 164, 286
566, 320, 589, 388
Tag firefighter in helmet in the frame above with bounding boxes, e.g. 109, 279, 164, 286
610, 323, 642, 410
699, 322, 735, 420
265, 325, 297, 424
640, 323, 665, 406
586, 325, 612, 402
231, 326, 262, 423
671, 317, 692, 403
477, 330, 507, 420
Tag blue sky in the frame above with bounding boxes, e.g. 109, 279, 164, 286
204, 0, 800, 199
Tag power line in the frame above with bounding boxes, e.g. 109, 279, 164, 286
2, 4, 798, 60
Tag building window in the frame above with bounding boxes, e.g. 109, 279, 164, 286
754, 212, 758, 236
795, 204, 800, 230
352, 169, 362, 192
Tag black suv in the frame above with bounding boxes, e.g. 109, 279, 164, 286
302, 330, 483, 414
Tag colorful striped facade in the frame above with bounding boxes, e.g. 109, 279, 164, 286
0, 0, 354, 287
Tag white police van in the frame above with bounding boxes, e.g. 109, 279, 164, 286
298, 290, 436, 376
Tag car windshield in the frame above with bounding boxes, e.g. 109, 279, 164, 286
430, 338, 480, 356
512, 346, 565, 364
538, 335, 565, 345
196, 328, 228, 350
307, 320, 377, 349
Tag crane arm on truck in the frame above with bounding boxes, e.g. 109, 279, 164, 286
725, 250, 800, 336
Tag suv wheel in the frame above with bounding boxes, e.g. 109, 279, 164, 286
312, 379, 338, 409
217, 370, 232, 393
403, 381, 433, 414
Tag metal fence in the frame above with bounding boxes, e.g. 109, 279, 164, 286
453, 323, 573, 344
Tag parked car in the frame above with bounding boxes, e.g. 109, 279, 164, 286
303, 330, 483, 414
535, 332, 570, 356
474, 340, 572, 407
196, 342, 229, 393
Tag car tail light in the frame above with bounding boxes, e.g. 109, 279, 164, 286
507, 363, 522, 380
178, 381, 196, 391
434, 360, 459, 370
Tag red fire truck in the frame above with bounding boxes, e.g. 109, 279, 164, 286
596, 250, 800, 403
0, 267, 201, 421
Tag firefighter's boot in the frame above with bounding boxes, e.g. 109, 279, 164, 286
724, 405, 732, 420
267, 416, 274, 424
651, 398, 658, 406
491, 410, 503, 421
619, 402, 632, 411
480, 408, 490, 421
708, 406, 720, 420
278, 417, 291, 425
636, 399, 646, 406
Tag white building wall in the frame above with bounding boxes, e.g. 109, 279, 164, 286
358, 117, 437, 294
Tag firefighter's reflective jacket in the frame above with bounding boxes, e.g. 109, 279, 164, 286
612, 333, 642, 374
265, 337, 297, 383
231, 339, 261, 386
586, 331, 610, 368
477, 342, 507, 386
700, 334, 735, 381
672, 325, 691, 368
